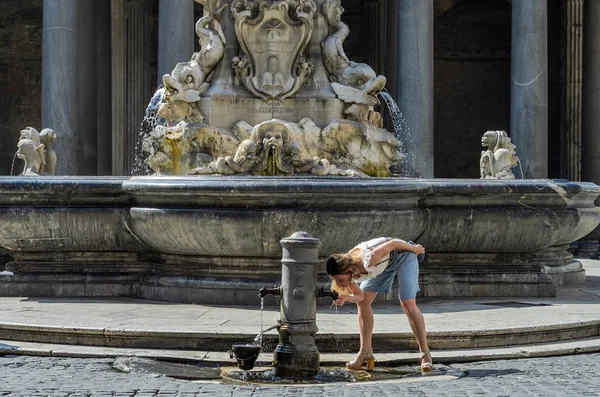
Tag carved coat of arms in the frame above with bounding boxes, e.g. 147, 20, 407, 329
232, 0, 316, 100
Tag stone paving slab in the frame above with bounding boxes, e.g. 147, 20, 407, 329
0, 259, 598, 351
4, 353, 600, 396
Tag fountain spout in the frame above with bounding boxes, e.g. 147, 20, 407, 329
258, 286, 282, 298
316, 288, 338, 301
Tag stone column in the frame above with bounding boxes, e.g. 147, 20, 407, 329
364, 0, 381, 73
385, 0, 398, 101
126, 0, 153, 174
111, 0, 127, 175
510, 0, 548, 179
78, 0, 98, 175
111, 0, 152, 175
583, 0, 600, 185
42, 0, 79, 175
582, 0, 600, 258
96, 0, 112, 175
157, 0, 195, 84
397, 0, 434, 178
561, 0, 584, 181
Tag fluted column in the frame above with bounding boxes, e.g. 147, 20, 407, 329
78, 0, 98, 175
157, 0, 195, 83
364, 0, 381, 73
111, 0, 152, 175
111, 0, 127, 175
583, 0, 600, 185
42, 0, 79, 175
126, 0, 152, 173
510, 0, 548, 179
561, 0, 584, 181
397, 0, 434, 178
582, 0, 600, 258
96, 0, 112, 175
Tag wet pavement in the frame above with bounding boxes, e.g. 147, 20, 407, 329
1, 353, 599, 396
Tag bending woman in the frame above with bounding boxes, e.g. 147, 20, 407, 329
325, 237, 432, 372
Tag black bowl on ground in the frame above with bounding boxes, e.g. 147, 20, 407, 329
230, 344, 261, 371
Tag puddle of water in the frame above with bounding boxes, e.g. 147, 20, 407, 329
113, 357, 464, 384
220, 364, 463, 385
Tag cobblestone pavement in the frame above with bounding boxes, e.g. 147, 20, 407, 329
0, 353, 598, 396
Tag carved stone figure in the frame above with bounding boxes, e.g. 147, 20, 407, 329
142, 121, 241, 175
480, 130, 519, 179
16, 127, 46, 176
231, 0, 315, 100
142, 0, 403, 177
160, 0, 227, 122
39, 128, 57, 175
187, 118, 363, 176
321, 0, 386, 106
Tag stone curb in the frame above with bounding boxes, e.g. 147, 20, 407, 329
2, 336, 600, 366
1, 320, 599, 352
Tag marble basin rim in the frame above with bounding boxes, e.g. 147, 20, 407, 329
0, 176, 599, 302
121, 176, 600, 257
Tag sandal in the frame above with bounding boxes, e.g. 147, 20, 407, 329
346, 350, 375, 371
420, 349, 433, 372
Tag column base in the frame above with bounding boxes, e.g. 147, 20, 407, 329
533, 245, 586, 286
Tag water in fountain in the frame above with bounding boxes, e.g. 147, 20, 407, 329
252, 297, 279, 347
9, 152, 18, 176
131, 87, 167, 175
253, 297, 265, 346
379, 90, 416, 177
516, 157, 525, 179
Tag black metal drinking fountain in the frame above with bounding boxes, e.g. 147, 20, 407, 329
230, 231, 338, 378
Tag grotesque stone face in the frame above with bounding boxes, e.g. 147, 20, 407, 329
481, 131, 498, 148
263, 130, 284, 151
40, 128, 57, 145
16, 139, 35, 160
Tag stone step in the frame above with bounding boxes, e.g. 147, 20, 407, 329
2, 336, 600, 366
0, 319, 598, 352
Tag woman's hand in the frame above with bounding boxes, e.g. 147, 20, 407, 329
412, 244, 425, 255
333, 283, 365, 306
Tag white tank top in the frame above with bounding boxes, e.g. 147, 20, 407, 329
353, 237, 394, 283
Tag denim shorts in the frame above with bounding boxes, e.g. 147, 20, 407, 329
359, 250, 420, 300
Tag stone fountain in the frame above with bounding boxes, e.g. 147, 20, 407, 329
0, 0, 599, 304
143, 0, 402, 177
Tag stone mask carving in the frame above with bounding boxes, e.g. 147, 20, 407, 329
187, 119, 362, 176
480, 130, 519, 179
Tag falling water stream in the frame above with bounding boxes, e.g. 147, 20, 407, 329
132, 87, 167, 175
379, 90, 416, 176
9, 152, 18, 176
251, 297, 279, 347
252, 297, 265, 346
516, 157, 525, 179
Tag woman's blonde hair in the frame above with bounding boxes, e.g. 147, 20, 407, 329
326, 250, 362, 296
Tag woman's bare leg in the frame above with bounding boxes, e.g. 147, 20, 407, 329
400, 298, 431, 363
356, 291, 378, 352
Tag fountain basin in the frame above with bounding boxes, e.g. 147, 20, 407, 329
0, 176, 598, 303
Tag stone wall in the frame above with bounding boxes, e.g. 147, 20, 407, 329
0, 0, 43, 176
433, 0, 512, 178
